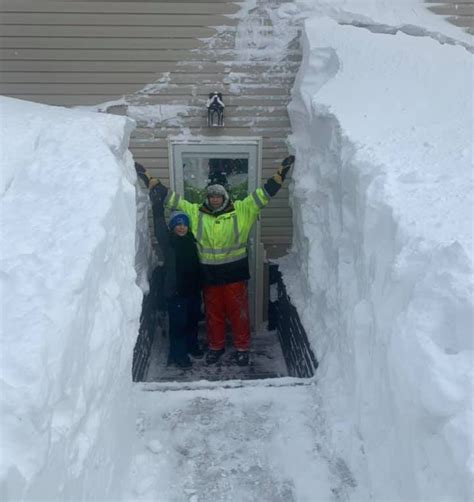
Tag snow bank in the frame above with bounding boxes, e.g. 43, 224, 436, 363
0, 97, 142, 500
134, 184, 154, 295
127, 105, 189, 128
284, 10, 473, 502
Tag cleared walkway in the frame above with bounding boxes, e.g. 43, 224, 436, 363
145, 321, 288, 382
126, 382, 360, 502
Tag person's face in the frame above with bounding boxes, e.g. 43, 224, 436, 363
173, 223, 188, 237
208, 194, 224, 209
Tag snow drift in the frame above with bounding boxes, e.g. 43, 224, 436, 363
283, 11, 473, 502
0, 97, 142, 500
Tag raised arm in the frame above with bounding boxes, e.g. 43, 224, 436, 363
134, 163, 171, 209
235, 155, 295, 220
151, 188, 171, 256
263, 155, 295, 197
135, 162, 161, 189
135, 162, 200, 232
135, 162, 170, 254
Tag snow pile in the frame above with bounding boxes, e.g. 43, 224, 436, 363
0, 97, 142, 500
134, 184, 154, 295
283, 8, 473, 502
127, 105, 189, 128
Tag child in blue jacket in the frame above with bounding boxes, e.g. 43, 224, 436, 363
137, 164, 203, 368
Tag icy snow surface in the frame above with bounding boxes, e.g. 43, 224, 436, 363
127, 382, 360, 501
282, 2, 473, 501
0, 97, 142, 500
135, 184, 155, 295
127, 105, 190, 128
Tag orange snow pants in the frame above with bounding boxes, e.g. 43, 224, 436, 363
203, 281, 250, 351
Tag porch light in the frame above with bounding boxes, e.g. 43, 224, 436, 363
207, 91, 225, 127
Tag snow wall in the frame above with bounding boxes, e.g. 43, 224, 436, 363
283, 14, 473, 501
0, 97, 143, 500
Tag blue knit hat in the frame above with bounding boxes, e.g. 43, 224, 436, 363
168, 211, 189, 230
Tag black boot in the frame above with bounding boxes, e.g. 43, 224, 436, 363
188, 345, 204, 359
175, 355, 192, 369
206, 348, 225, 365
235, 351, 249, 366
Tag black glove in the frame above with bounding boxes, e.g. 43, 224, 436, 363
135, 162, 145, 174
149, 183, 168, 210
135, 162, 161, 189
282, 155, 295, 168
134, 162, 150, 187
277, 155, 295, 181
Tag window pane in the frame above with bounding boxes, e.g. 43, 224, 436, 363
182, 156, 249, 202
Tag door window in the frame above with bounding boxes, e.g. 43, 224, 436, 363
181, 155, 249, 203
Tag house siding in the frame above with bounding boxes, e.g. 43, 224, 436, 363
0, 0, 301, 257
425, 1, 474, 34
3, 1, 467, 256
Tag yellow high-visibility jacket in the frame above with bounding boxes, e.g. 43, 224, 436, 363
165, 187, 270, 285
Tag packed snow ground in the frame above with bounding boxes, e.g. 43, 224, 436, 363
127, 382, 363, 502
0, 97, 142, 500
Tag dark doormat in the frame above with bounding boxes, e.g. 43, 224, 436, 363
145, 322, 288, 383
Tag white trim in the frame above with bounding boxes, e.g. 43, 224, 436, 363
254, 137, 264, 329
167, 136, 176, 191
169, 136, 262, 146
167, 135, 264, 330
168, 139, 261, 195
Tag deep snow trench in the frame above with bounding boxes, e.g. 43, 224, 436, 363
1, 1, 473, 501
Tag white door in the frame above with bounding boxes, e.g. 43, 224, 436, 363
169, 137, 264, 330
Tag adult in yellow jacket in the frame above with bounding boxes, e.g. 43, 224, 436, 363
136, 156, 294, 366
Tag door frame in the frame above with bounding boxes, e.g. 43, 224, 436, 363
168, 136, 264, 330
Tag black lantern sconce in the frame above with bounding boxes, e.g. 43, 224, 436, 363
207, 91, 225, 127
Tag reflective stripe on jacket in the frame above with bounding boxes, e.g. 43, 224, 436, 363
165, 188, 270, 269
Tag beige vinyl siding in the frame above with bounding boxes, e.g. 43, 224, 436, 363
0, 0, 300, 258
2, 1, 468, 259
425, 1, 474, 34
0, 1, 240, 105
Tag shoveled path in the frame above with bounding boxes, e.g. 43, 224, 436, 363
145, 320, 288, 383
125, 381, 360, 502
